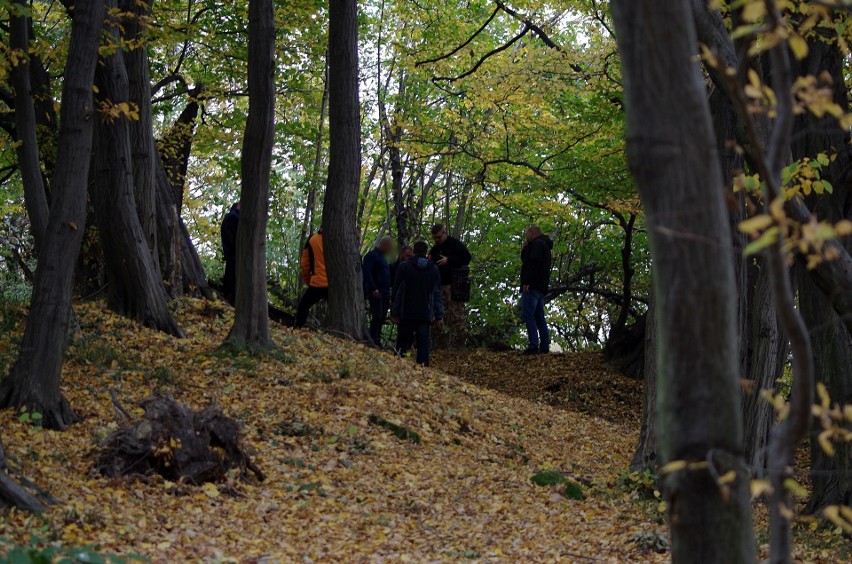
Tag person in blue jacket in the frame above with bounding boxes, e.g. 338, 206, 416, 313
391, 241, 444, 366
363, 237, 395, 347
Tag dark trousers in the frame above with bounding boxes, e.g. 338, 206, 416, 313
368, 296, 390, 346
397, 319, 431, 366
296, 286, 328, 328
223, 259, 236, 305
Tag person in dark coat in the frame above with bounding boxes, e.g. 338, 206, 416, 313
363, 237, 395, 347
391, 241, 444, 366
520, 225, 553, 354
389, 245, 413, 287
220, 202, 240, 305
428, 224, 471, 348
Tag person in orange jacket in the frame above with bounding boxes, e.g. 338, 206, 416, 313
296, 230, 328, 328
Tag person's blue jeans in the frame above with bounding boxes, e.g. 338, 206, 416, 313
521, 290, 550, 351
397, 320, 432, 366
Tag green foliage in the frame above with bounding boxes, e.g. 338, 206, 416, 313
0, 535, 147, 564
617, 469, 659, 501
530, 470, 585, 500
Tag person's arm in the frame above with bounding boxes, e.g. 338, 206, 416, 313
447, 240, 472, 268
362, 252, 378, 295
432, 266, 445, 321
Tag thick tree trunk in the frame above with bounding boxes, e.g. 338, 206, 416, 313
122, 0, 158, 263
224, 0, 275, 349
630, 289, 657, 472
0, 0, 106, 430
11, 4, 48, 252
612, 1, 755, 561
791, 38, 852, 512
322, 0, 368, 341
90, 3, 183, 337
742, 259, 786, 478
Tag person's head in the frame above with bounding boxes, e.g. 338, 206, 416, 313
525, 225, 542, 243
413, 241, 429, 256
398, 245, 413, 261
377, 237, 394, 255
431, 224, 448, 244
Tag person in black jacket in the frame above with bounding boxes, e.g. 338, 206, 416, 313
429, 224, 471, 348
220, 202, 240, 305
520, 226, 553, 354
363, 237, 395, 347
391, 241, 444, 366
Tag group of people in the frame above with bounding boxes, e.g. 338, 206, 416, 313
222, 205, 553, 365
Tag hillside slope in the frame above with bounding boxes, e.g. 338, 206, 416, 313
0, 300, 844, 562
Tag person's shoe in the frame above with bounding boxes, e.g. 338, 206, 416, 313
522, 347, 540, 356
539, 345, 550, 354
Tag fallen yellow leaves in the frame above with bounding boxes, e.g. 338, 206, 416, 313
0, 299, 845, 562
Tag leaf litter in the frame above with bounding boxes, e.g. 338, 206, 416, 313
0, 299, 846, 562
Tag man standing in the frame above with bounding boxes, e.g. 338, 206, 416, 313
391, 241, 444, 366
429, 224, 471, 348
389, 244, 413, 286
520, 225, 553, 354
296, 229, 328, 328
363, 237, 394, 347
220, 202, 240, 305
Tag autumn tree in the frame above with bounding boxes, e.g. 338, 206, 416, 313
0, 0, 106, 429
322, 0, 368, 340
224, 0, 276, 349
611, 0, 756, 561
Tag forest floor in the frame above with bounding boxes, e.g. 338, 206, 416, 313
0, 299, 847, 562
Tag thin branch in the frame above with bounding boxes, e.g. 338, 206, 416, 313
432, 27, 529, 82
415, 6, 501, 66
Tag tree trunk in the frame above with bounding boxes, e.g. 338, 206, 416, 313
224, 0, 275, 349
122, 0, 157, 263
611, 1, 755, 561
298, 56, 328, 255
90, 2, 183, 337
159, 95, 201, 208
631, 288, 657, 472
10, 4, 48, 252
322, 0, 368, 341
0, 439, 44, 512
0, 0, 106, 430
791, 37, 852, 512
742, 259, 786, 478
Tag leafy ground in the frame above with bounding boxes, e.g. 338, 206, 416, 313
0, 300, 847, 562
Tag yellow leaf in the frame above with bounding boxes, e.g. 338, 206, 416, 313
718, 470, 737, 485
750, 479, 772, 499
660, 460, 687, 475
202, 482, 220, 498
818, 430, 836, 457
788, 34, 809, 61
739, 215, 773, 234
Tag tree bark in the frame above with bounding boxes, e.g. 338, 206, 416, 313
630, 288, 657, 472
122, 0, 157, 263
224, 0, 275, 349
90, 1, 183, 337
611, 1, 755, 561
159, 95, 201, 208
0, 0, 106, 430
322, 0, 368, 341
10, 3, 48, 252
0, 439, 44, 512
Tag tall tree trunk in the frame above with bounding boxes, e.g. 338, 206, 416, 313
0, 0, 106, 430
631, 288, 657, 472
611, 1, 755, 561
742, 259, 786, 478
10, 3, 48, 251
790, 38, 852, 512
322, 0, 368, 341
224, 0, 275, 349
159, 95, 201, 208
90, 2, 183, 337
122, 0, 157, 262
